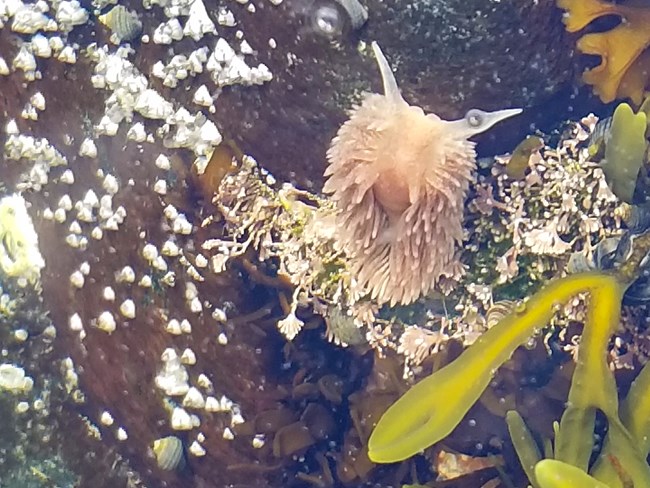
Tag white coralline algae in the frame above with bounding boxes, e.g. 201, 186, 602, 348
0, 364, 34, 393
0, 194, 45, 285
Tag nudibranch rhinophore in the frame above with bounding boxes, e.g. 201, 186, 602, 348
323, 42, 521, 306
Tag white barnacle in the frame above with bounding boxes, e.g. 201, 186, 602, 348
182, 387, 205, 409
102, 174, 119, 195
100, 410, 114, 426
69, 313, 83, 331
155, 154, 171, 170
69, 270, 85, 288
60, 169, 75, 184
166, 318, 182, 335
161, 239, 180, 257
154, 179, 168, 195
138, 275, 152, 287
119, 299, 136, 319
180, 348, 196, 365
171, 407, 193, 430
96, 311, 116, 333
142, 243, 158, 262
189, 440, 206, 457
102, 286, 116, 301
116, 266, 135, 283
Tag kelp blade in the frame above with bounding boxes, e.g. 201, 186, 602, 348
368, 273, 619, 463
506, 410, 542, 488
534, 459, 609, 488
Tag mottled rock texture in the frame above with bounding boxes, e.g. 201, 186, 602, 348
213, 0, 588, 189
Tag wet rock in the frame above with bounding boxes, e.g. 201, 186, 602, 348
213, 0, 586, 189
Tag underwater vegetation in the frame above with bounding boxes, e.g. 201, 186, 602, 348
557, 0, 650, 105
597, 103, 648, 204
0, 0, 648, 484
369, 220, 650, 485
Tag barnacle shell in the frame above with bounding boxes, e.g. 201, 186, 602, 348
98, 6, 143, 43
152, 435, 185, 471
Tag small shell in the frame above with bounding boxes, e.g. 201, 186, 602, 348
152, 435, 185, 471
485, 300, 517, 328
566, 236, 620, 274
334, 0, 367, 30
311, 0, 367, 37
99, 6, 142, 42
619, 202, 650, 232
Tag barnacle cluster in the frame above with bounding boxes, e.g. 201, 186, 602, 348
557, 0, 650, 104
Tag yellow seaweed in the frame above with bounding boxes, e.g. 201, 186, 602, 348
556, 0, 650, 104
506, 411, 541, 488
367, 272, 621, 464
600, 103, 648, 203
620, 360, 650, 454
534, 460, 610, 488
554, 275, 622, 470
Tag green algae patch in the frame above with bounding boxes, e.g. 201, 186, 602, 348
535, 459, 610, 488
506, 410, 542, 488
368, 272, 621, 464
601, 103, 648, 203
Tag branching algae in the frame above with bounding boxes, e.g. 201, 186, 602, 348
368, 229, 650, 487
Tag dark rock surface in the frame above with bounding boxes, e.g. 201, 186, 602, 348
212, 0, 591, 189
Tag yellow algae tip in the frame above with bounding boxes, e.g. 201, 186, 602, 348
534, 459, 610, 488
0, 194, 45, 286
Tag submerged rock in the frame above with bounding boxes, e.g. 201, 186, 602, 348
214, 0, 582, 188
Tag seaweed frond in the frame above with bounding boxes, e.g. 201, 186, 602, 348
557, 0, 650, 104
